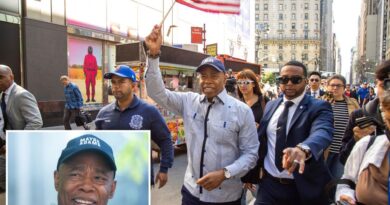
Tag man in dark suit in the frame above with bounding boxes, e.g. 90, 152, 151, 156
306, 71, 325, 98
244, 61, 334, 205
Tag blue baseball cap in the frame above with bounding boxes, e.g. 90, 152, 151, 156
196, 57, 226, 73
104, 65, 137, 82
56, 134, 117, 172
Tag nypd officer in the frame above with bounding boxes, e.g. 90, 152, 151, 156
95, 65, 173, 188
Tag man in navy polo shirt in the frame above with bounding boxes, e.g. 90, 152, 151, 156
95, 65, 173, 188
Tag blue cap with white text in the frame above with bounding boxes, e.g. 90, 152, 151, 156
56, 134, 116, 171
196, 57, 226, 73
104, 65, 137, 82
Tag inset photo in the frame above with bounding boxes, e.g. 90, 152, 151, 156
7, 130, 150, 205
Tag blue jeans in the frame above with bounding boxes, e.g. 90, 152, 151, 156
326, 152, 344, 179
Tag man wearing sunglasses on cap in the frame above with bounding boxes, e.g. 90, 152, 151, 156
243, 61, 333, 205
306, 71, 325, 98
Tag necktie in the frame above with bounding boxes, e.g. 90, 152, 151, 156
1, 93, 7, 133
312, 92, 316, 98
275, 101, 294, 172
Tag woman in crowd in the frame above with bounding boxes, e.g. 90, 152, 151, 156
336, 91, 389, 205
236, 69, 269, 204
322, 75, 360, 179
363, 86, 376, 105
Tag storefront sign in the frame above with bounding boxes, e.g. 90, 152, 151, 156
206, 43, 218, 57
191, 27, 203, 44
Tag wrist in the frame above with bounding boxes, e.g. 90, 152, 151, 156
296, 143, 312, 160
147, 50, 161, 59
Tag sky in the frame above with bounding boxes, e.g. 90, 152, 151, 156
333, 0, 362, 79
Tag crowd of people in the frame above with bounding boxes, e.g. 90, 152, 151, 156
0, 24, 389, 205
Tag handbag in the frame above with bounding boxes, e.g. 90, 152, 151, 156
75, 110, 92, 126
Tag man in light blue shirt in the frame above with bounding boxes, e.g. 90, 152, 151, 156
144, 25, 259, 204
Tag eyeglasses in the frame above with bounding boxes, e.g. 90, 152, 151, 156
276, 76, 304, 84
237, 80, 254, 85
328, 84, 344, 89
310, 79, 320, 82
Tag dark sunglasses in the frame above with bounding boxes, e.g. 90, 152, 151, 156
276, 76, 304, 84
310, 79, 320, 82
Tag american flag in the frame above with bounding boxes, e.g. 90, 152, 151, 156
176, 0, 240, 14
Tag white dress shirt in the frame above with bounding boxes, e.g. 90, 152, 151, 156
264, 91, 306, 179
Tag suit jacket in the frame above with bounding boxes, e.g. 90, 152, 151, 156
5, 84, 42, 130
243, 94, 334, 204
306, 89, 325, 97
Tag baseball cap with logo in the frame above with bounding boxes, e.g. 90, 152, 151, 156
104, 65, 137, 82
56, 134, 117, 172
195, 57, 226, 73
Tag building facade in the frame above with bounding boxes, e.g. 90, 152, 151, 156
254, 0, 323, 74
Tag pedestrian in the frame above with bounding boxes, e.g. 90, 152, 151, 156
54, 134, 117, 205
357, 82, 369, 107
0, 64, 42, 130
83, 46, 98, 102
344, 83, 358, 100
321, 75, 359, 180
335, 91, 390, 205
306, 71, 324, 98
60, 75, 88, 130
95, 65, 173, 189
243, 61, 334, 205
236, 69, 269, 204
144, 25, 259, 204
339, 60, 389, 165
362, 86, 375, 105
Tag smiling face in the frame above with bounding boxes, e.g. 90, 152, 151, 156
198, 66, 226, 101
54, 151, 116, 205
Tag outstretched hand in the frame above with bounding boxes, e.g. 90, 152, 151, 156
145, 25, 162, 56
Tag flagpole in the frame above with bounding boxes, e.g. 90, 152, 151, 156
160, 0, 176, 27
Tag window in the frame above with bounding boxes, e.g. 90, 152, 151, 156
264, 3, 268, 10
279, 13, 283, 20
292, 44, 296, 50
315, 13, 319, 20
292, 13, 296, 20
279, 33, 283, 39
264, 14, 268, 21
264, 33, 268, 39
264, 44, 268, 49
279, 44, 283, 49
315, 33, 319, 39
304, 3, 309, 10
292, 3, 296, 10
255, 4, 259, 10
304, 13, 309, 20
279, 53, 283, 61
264, 63, 268, 68
302, 53, 308, 61
304, 31, 308, 39
292, 23, 296, 29
292, 33, 296, 39
304, 44, 308, 49
279, 23, 283, 30
315, 23, 319, 30
315, 4, 319, 10
304, 23, 308, 29
279, 4, 283, 10
292, 54, 296, 60
256, 14, 259, 21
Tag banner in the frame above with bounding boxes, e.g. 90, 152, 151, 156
176, 0, 240, 14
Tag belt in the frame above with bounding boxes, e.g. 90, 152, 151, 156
263, 169, 295, 185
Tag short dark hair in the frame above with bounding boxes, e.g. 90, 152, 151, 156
375, 60, 390, 81
308, 71, 321, 79
283, 61, 307, 77
327, 74, 346, 87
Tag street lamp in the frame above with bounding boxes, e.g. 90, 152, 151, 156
255, 23, 270, 64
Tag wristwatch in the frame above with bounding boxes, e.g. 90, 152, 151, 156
296, 143, 312, 159
223, 168, 231, 179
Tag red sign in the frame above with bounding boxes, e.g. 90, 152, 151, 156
191, 27, 203, 44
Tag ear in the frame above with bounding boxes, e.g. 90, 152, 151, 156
54, 170, 60, 191
109, 180, 117, 199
